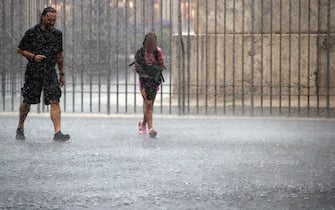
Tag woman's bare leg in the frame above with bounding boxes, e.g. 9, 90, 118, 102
141, 88, 155, 129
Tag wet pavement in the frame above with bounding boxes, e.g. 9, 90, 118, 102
0, 113, 335, 209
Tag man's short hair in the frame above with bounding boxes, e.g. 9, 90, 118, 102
41, 7, 57, 16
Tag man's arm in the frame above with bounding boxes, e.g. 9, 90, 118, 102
56, 52, 64, 74
17, 48, 46, 62
56, 52, 65, 87
17, 48, 35, 61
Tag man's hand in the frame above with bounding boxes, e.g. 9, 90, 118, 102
34, 55, 46, 62
59, 75, 65, 87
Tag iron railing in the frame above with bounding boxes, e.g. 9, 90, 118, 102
0, 0, 334, 117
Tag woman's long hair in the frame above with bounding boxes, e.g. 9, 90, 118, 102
143, 32, 157, 50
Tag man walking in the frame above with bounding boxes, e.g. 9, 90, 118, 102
16, 7, 70, 141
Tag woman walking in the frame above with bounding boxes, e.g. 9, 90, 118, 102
134, 32, 165, 138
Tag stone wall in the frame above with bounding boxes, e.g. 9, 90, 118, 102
172, 0, 335, 107
194, 0, 334, 34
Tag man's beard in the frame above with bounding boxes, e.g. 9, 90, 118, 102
44, 23, 54, 31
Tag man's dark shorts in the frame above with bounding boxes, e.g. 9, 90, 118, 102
22, 71, 61, 105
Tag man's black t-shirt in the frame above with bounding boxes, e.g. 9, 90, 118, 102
18, 24, 63, 77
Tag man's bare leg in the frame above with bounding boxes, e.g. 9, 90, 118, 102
18, 101, 30, 129
50, 100, 70, 141
16, 101, 30, 139
50, 101, 61, 133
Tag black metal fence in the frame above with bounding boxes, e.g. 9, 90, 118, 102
0, 0, 334, 117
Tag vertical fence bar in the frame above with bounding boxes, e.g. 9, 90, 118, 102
143, 0, 145, 38
151, 0, 154, 31
270, 0, 273, 114
116, 0, 120, 113
214, 0, 218, 114
39, 1, 43, 113
133, 0, 137, 113
250, 0, 255, 115
72, 0, 75, 112
125, 0, 129, 113
89, 0, 93, 112
182, 0, 186, 115
187, 0, 191, 113
62, 0, 66, 113
205, 0, 209, 114
298, 0, 301, 115
17, 1, 22, 111
223, 0, 226, 114
10, 0, 14, 112
14, 1, 18, 111
196, 0, 199, 114
179, 1, 185, 114
19, 1, 25, 111
241, 0, 245, 114
317, 0, 320, 116
169, 0, 172, 114
288, 0, 292, 116
279, 0, 282, 114
159, 0, 163, 113
98, 1, 101, 113
232, 0, 236, 114
142, 0, 146, 114
37, 0, 41, 113
142, 0, 146, 121
107, 0, 111, 114
80, 1, 84, 112
307, 0, 311, 116
326, 0, 330, 117
28, 1, 31, 38
177, 0, 182, 115
260, 0, 264, 114
1, 0, 5, 111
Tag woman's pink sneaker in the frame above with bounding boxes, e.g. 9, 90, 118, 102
138, 120, 147, 135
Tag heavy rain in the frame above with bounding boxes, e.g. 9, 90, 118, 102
0, 0, 335, 209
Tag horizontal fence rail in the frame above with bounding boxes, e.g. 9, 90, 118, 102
0, 0, 334, 117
